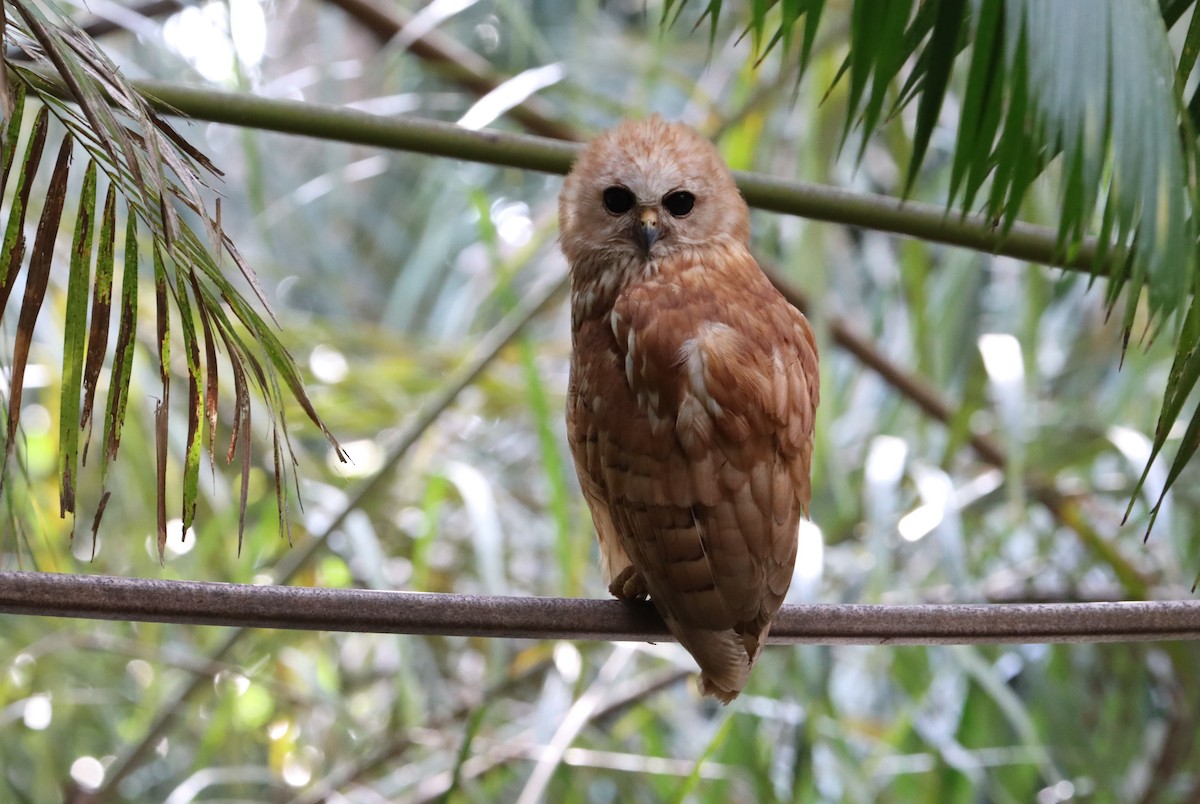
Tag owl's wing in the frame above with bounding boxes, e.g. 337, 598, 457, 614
604, 247, 818, 699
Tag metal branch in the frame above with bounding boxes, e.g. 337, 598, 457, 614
2, 572, 1198, 645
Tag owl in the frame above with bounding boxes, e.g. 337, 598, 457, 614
559, 116, 819, 702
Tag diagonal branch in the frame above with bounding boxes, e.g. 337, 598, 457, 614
321, 0, 578, 141
770, 270, 1150, 595
129, 82, 1102, 271
3, 0, 191, 60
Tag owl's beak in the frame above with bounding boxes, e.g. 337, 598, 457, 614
637, 208, 661, 251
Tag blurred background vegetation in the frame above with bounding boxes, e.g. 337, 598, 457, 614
4, 0, 1200, 801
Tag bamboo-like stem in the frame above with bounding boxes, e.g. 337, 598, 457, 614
20, 71, 1103, 275
131, 79, 581, 171
134, 83, 1099, 271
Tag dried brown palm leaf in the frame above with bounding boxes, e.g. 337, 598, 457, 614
4, 134, 72, 491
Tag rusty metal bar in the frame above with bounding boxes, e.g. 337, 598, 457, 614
2, 571, 1198, 645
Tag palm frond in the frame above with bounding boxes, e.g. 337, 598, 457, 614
4, 133, 71, 486
79, 183, 115, 462
0, 0, 343, 557
57, 156, 96, 523
0, 4, 9, 129
678, 0, 1200, 533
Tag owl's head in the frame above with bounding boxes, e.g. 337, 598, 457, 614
558, 116, 750, 268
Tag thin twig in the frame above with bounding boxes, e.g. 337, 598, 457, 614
292, 658, 556, 804
403, 666, 691, 804
1136, 646, 1200, 804
2, 571, 1198, 645
516, 646, 637, 804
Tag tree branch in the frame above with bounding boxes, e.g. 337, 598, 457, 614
76, 0, 188, 40
2, 571, 1197, 645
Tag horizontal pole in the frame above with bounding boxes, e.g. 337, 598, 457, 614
1, 571, 1197, 645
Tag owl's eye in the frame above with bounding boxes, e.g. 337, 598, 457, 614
602, 186, 636, 215
663, 191, 695, 217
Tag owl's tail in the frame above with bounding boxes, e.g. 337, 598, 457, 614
669, 617, 769, 704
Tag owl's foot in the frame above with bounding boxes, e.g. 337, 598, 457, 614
608, 566, 648, 601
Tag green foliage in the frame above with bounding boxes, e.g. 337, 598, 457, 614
2, 0, 1200, 802
0, 0, 342, 560
682, 0, 1200, 522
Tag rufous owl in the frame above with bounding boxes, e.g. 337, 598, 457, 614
559, 116, 819, 702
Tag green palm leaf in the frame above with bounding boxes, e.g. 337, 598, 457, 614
674, 0, 1200, 533
0, 0, 343, 557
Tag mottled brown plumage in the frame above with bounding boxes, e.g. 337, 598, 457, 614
560, 116, 819, 702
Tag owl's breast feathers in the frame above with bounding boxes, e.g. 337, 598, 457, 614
567, 242, 818, 701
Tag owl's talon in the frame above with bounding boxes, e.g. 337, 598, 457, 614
608, 567, 648, 601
